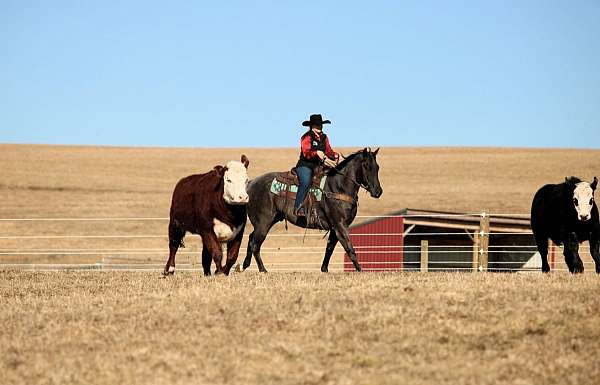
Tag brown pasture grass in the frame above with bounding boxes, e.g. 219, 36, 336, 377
1, 145, 600, 384
1, 144, 599, 268
1, 271, 600, 385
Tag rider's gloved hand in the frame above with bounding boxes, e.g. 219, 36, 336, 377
324, 158, 337, 168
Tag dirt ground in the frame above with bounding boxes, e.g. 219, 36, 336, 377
1, 271, 599, 385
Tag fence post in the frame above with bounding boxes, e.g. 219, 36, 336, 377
479, 210, 490, 272
420, 240, 429, 272
472, 232, 480, 272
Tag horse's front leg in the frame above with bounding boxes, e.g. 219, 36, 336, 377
564, 232, 584, 274
333, 225, 361, 272
321, 231, 338, 273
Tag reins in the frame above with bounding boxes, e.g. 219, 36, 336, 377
325, 154, 370, 197
329, 167, 369, 191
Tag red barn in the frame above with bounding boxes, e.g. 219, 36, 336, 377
344, 208, 535, 272
343, 214, 404, 272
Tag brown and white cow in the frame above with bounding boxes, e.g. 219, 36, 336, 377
163, 155, 250, 276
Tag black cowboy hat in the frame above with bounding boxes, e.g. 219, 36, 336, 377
302, 114, 331, 127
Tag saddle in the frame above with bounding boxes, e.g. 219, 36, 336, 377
270, 166, 328, 203
276, 166, 326, 188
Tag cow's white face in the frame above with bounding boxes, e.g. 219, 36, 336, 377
223, 160, 249, 205
573, 182, 594, 221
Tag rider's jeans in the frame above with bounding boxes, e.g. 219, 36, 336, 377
294, 166, 313, 210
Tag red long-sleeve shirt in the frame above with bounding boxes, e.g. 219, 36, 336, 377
300, 132, 338, 161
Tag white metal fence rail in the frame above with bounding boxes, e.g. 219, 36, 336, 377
0, 213, 592, 272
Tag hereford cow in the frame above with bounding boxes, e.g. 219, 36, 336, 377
531, 176, 600, 273
163, 155, 250, 276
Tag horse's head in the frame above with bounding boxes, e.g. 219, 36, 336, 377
359, 148, 383, 198
567, 176, 597, 222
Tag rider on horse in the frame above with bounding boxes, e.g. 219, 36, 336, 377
294, 114, 340, 217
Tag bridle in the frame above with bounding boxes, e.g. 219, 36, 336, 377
326, 154, 371, 193
330, 167, 369, 191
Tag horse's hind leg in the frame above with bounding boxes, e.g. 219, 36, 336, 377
321, 232, 338, 273
244, 215, 280, 273
250, 230, 269, 273
164, 220, 185, 276
534, 233, 550, 273
242, 231, 254, 270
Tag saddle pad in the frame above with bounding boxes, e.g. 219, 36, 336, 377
270, 176, 327, 201
275, 170, 324, 188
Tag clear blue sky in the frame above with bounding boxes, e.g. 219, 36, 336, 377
1, 1, 599, 148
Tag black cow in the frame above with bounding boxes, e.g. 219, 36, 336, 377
531, 176, 599, 273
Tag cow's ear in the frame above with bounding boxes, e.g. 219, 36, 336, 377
241, 154, 249, 169
591, 177, 598, 191
214, 165, 227, 177
565, 177, 573, 188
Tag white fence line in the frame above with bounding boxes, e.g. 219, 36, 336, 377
0, 264, 589, 273
0, 213, 531, 221
0, 245, 543, 252
0, 232, 533, 240
0, 217, 169, 222
4, 249, 583, 256
4, 212, 586, 273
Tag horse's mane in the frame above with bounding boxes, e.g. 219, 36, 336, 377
327, 150, 365, 175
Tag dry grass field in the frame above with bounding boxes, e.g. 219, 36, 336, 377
1, 144, 600, 384
1, 271, 600, 385
1, 144, 599, 267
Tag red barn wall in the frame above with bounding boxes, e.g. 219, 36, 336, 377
344, 216, 404, 271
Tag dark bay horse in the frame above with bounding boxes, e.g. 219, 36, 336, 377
242, 148, 383, 272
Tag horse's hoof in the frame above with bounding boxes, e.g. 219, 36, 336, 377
234, 264, 242, 273
163, 266, 175, 276
569, 264, 584, 274
321, 267, 329, 273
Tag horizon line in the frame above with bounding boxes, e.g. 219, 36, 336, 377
1, 141, 599, 152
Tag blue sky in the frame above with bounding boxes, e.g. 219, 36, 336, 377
1, 1, 599, 148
